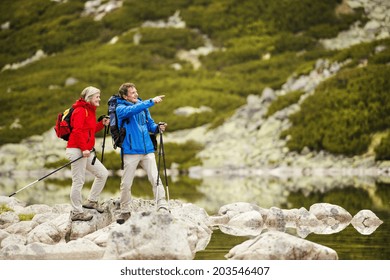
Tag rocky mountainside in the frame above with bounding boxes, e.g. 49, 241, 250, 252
168, 0, 390, 174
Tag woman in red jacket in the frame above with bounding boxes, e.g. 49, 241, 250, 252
66, 86, 110, 222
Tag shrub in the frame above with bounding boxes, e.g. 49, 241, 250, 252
375, 133, 390, 161
138, 27, 205, 58
266, 90, 305, 117
273, 33, 316, 54
19, 213, 35, 221
370, 39, 390, 65
163, 140, 204, 170
332, 41, 377, 64
0, 204, 14, 214
284, 65, 390, 156
307, 24, 341, 39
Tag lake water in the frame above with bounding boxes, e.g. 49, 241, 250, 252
1, 171, 389, 260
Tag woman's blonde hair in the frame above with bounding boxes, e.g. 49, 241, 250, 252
81, 86, 100, 102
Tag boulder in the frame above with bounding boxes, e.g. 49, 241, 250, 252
1, 234, 26, 249
225, 231, 338, 260
0, 211, 19, 229
0, 196, 26, 212
0, 239, 104, 260
104, 211, 195, 260
0, 229, 9, 245
27, 222, 62, 245
84, 224, 118, 247
170, 203, 212, 252
3, 221, 38, 235
103, 202, 212, 260
66, 209, 114, 241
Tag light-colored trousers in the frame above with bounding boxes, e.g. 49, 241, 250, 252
120, 153, 166, 213
66, 148, 108, 213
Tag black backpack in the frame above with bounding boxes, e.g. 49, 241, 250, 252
107, 95, 125, 149
107, 95, 158, 169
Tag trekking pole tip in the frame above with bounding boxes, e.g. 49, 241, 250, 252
9, 192, 16, 197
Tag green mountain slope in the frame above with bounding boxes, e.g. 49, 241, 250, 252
1, 0, 389, 160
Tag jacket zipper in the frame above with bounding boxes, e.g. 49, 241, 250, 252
140, 112, 147, 153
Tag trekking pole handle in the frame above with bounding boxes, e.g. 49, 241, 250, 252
158, 122, 167, 133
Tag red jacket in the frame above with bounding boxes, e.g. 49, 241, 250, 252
67, 98, 104, 151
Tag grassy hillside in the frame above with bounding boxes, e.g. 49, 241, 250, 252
1, 0, 389, 160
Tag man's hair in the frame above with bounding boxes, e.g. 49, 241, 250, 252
118, 82, 135, 98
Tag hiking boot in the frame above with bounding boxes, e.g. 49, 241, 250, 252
116, 212, 131, 224
82, 200, 104, 213
71, 212, 93, 222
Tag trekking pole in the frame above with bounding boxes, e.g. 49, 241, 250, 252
156, 132, 162, 207
159, 127, 170, 203
155, 125, 170, 207
101, 125, 107, 163
98, 115, 109, 163
8, 155, 83, 197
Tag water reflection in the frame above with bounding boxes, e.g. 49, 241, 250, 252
209, 202, 382, 238
351, 210, 383, 235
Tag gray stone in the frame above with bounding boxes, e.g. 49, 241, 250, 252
104, 211, 194, 260
225, 231, 338, 260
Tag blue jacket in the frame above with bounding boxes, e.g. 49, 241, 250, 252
116, 97, 159, 154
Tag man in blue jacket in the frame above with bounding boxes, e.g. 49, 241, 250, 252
116, 82, 168, 224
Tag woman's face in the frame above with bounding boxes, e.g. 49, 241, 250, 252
90, 93, 101, 107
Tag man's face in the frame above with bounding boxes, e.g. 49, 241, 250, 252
126, 87, 138, 103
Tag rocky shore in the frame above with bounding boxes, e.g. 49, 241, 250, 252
0, 196, 382, 260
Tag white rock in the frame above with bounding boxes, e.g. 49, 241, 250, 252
225, 231, 338, 260
104, 211, 197, 259
27, 223, 62, 245
1, 234, 26, 249
4, 221, 38, 235
0, 239, 104, 260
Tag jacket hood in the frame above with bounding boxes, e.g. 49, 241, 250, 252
72, 98, 96, 111
117, 97, 143, 106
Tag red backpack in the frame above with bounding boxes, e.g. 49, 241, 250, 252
54, 107, 88, 141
